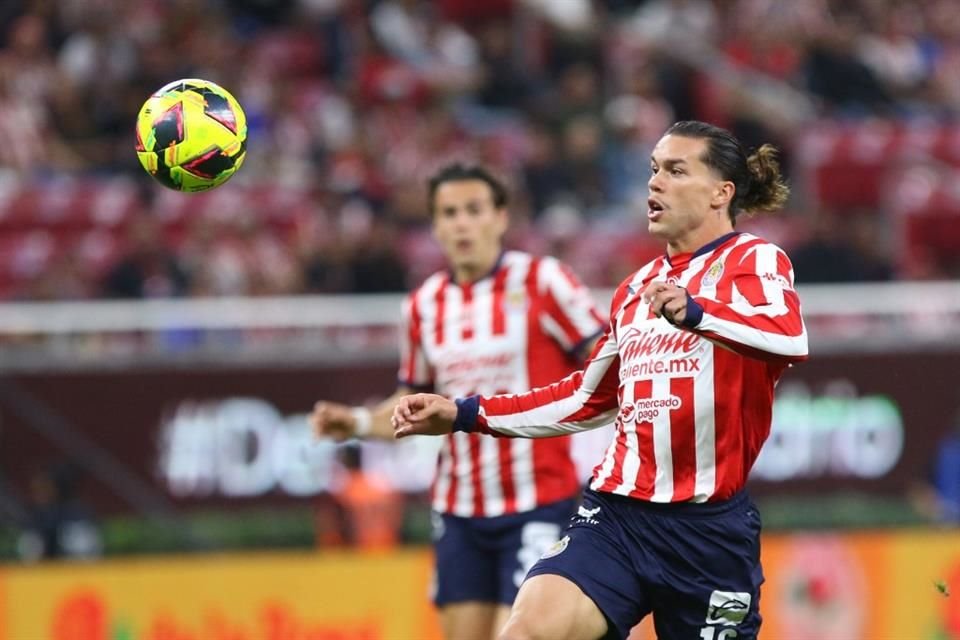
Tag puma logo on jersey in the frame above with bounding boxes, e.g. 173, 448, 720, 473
574, 505, 601, 525
578, 505, 601, 518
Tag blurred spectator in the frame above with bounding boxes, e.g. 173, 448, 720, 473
602, 62, 674, 205
369, 0, 479, 93
912, 411, 960, 525
330, 444, 403, 551
930, 418, 960, 524
845, 211, 894, 282
627, 0, 718, 48
557, 114, 606, 215
521, 124, 570, 215
801, 16, 894, 116
473, 19, 535, 110
543, 62, 604, 134
785, 213, 860, 283
101, 213, 189, 298
790, 211, 894, 283
347, 217, 409, 293
17, 462, 102, 562
859, 5, 933, 102
1, 0, 960, 300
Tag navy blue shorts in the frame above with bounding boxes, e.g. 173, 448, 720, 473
432, 498, 576, 607
526, 489, 763, 640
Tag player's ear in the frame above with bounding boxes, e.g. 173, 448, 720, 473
494, 206, 509, 234
711, 181, 735, 209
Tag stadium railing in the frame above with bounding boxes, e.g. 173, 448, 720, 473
0, 281, 957, 371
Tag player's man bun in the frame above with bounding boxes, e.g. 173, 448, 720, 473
741, 144, 790, 214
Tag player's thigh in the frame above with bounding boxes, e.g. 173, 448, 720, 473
650, 501, 764, 640
496, 499, 574, 605
440, 602, 499, 640
492, 603, 512, 638
499, 574, 608, 640
433, 512, 498, 606
511, 493, 651, 639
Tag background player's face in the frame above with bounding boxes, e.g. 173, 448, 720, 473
432, 179, 508, 282
646, 134, 734, 253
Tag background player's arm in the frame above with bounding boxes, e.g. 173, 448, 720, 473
536, 256, 606, 361
312, 387, 415, 441
394, 328, 621, 439
574, 335, 601, 363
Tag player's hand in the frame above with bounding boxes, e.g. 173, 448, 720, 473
642, 281, 688, 324
310, 401, 356, 441
391, 394, 457, 439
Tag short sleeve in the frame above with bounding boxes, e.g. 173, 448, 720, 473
397, 293, 434, 389
537, 257, 605, 355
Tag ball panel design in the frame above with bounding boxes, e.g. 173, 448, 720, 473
152, 102, 186, 150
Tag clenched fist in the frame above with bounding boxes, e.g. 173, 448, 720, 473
310, 401, 358, 441
391, 394, 458, 438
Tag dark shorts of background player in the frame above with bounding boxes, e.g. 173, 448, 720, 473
432, 497, 577, 607
526, 488, 763, 640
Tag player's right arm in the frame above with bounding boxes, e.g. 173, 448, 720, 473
312, 387, 415, 441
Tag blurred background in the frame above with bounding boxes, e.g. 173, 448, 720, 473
1, 0, 959, 638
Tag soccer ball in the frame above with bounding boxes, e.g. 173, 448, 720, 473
135, 79, 247, 192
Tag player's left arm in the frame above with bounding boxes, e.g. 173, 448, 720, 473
645, 243, 808, 362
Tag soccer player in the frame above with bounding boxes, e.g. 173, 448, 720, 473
311, 163, 605, 640
391, 121, 809, 640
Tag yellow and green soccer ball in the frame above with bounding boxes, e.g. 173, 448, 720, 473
135, 79, 247, 192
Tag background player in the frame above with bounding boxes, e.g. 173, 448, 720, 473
311, 163, 605, 640
392, 121, 809, 640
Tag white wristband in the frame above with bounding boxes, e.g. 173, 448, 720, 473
350, 407, 373, 437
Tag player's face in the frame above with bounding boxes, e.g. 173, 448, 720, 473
647, 134, 734, 254
432, 179, 508, 282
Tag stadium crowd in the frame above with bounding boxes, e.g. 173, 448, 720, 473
1, 0, 959, 300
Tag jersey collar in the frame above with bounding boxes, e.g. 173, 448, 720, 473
449, 250, 506, 286
665, 232, 740, 267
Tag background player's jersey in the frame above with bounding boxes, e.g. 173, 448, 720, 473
399, 250, 605, 517
473, 233, 809, 503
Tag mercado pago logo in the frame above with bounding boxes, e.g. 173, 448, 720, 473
157, 398, 439, 498
47, 589, 379, 640
619, 395, 683, 424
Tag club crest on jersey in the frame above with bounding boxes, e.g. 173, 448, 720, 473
700, 262, 724, 288
506, 289, 527, 312
541, 535, 570, 559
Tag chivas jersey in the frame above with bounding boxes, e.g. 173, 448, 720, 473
470, 233, 808, 503
400, 251, 605, 516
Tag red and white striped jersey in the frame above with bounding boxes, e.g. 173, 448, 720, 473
472, 233, 808, 503
399, 251, 605, 517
